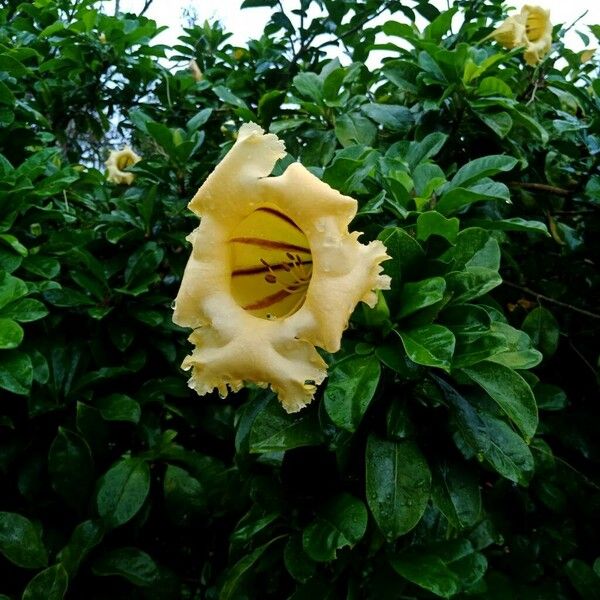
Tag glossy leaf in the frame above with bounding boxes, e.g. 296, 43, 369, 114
324, 355, 380, 432
365, 436, 431, 540
302, 493, 367, 561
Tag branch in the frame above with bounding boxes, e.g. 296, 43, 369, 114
503, 280, 600, 320
140, 0, 154, 16
508, 181, 572, 196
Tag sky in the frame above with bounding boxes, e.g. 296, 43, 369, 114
116, 0, 598, 58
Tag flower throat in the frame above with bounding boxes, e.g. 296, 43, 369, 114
229, 206, 312, 319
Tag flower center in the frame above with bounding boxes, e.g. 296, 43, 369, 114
229, 206, 313, 319
116, 154, 136, 170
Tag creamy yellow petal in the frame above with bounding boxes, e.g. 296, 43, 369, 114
105, 147, 141, 185
490, 15, 527, 49
173, 123, 391, 412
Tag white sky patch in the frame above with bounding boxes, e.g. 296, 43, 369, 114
116, 0, 598, 60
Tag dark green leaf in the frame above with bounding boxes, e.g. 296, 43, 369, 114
0, 350, 33, 395
365, 436, 431, 540
302, 493, 368, 562
249, 398, 324, 453
522, 307, 560, 358
58, 520, 104, 575
22, 565, 68, 600
92, 547, 158, 586
48, 427, 94, 508
0, 511, 47, 568
96, 457, 151, 528
390, 550, 460, 599
461, 361, 538, 439
432, 462, 481, 529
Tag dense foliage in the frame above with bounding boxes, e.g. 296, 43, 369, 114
1, 0, 599, 598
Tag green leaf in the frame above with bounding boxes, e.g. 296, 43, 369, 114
212, 85, 249, 109
416, 211, 459, 243
95, 394, 141, 423
22, 565, 68, 600
486, 321, 542, 369
0, 271, 28, 310
397, 277, 446, 319
0, 317, 23, 349
0, 298, 48, 322
92, 547, 158, 586
48, 427, 94, 509
476, 110, 513, 138
477, 76, 513, 98
284, 535, 316, 583
565, 559, 600, 600
365, 436, 432, 541
461, 361, 538, 439
361, 104, 413, 132
522, 307, 559, 358
335, 112, 377, 147
534, 383, 567, 411
447, 155, 517, 189
58, 520, 104, 576
396, 325, 455, 370
406, 132, 448, 169
446, 267, 502, 303
219, 538, 282, 600
437, 180, 511, 215
163, 464, 205, 521
324, 355, 380, 432
249, 397, 324, 453
96, 457, 151, 528
468, 217, 549, 235
0, 350, 33, 395
302, 493, 368, 562
293, 72, 322, 103
378, 226, 425, 285
435, 377, 534, 485
389, 550, 460, 598
0, 511, 47, 568
432, 462, 481, 529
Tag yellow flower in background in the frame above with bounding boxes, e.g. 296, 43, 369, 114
105, 147, 141, 185
490, 5, 552, 66
189, 59, 203, 82
173, 123, 390, 413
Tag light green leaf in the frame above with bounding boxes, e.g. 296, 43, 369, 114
447, 155, 517, 190
397, 325, 455, 370
0, 317, 23, 349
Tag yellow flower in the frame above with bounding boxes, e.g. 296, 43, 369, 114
173, 123, 390, 412
490, 5, 552, 66
105, 147, 141, 185
189, 59, 203, 82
